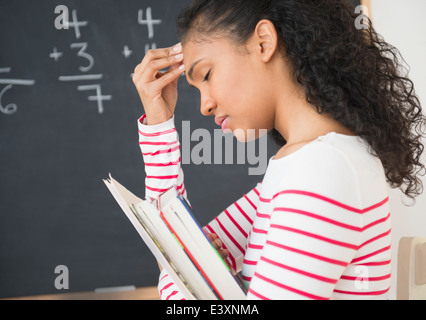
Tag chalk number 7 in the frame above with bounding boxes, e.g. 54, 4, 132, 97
71, 42, 94, 72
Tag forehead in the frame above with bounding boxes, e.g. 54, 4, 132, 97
182, 37, 241, 81
182, 37, 238, 64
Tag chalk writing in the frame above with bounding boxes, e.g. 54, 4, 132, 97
68, 9, 88, 39
139, 7, 161, 72
77, 84, 111, 114
53, 8, 111, 114
71, 42, 94, 72
49, 47, 63, 62
122, 45, 133, 58
0, 68, 36, 115
138, 7, 162, 39
59, 74, 103, 81
144, 43, 157, 54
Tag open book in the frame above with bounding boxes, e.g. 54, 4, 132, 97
103, 174, 247, 300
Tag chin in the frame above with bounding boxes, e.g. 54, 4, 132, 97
232, 128, 266, 143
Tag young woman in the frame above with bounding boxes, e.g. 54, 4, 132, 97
132, 0, 425, 299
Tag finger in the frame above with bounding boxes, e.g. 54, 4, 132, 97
154, 61, 183, 82
213, 238, 223, 250
133, 62, 143, 80
208, 233, 220, 248
207, 233, 217, 242
139, 43, 182, 72
207, 233, 222, 250
167, 62, 185, 82
151, 64, 185, 90
219, 248, 229, 259
143, 54, 184, 80
168, 61, 183, 72
133, 44, 181, 82
133, 59, 182, 85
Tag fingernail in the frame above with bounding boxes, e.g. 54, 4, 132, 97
173, 43, 182, 52
175, 53, 183, 60
179, 64, 185, 70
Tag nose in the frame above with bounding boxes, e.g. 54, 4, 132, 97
200, 95, 216, 116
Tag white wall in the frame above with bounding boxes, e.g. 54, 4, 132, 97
369, 0, 426, 300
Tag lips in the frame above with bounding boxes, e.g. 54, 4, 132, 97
215, 116, 230, 131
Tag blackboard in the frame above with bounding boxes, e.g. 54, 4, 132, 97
0, 0, 360, 298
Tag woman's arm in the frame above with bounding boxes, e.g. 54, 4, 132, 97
138, 113, 261, 299
138, 113, 188, 205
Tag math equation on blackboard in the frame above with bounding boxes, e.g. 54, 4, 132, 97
0, 5, 164, 116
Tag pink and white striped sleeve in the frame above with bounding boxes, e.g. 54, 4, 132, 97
202, 185, 261, 274
138, 114, 260, 300
138, 114, 188, 204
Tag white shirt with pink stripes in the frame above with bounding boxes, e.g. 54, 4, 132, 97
138, 114, 392, 300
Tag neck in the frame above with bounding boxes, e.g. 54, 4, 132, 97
273, 78, 354, 146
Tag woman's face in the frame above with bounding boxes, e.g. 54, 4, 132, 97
182, 36, 276, 142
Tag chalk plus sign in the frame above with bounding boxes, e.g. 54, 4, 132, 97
49, 47, 63, 62
138, 7, 162, 39
122, 45, 132, 58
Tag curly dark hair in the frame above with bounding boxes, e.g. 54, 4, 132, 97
176, 0, 426, 201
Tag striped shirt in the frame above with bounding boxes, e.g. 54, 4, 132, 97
138, 114, 391, 300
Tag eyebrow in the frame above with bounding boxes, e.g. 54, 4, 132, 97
188, 58, 205, 81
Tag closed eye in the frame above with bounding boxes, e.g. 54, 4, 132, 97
202, 69, 211, 82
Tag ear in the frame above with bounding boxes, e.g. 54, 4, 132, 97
253, 19, 278, 63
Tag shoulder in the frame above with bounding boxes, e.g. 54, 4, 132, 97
281, 136, 359, 185
268, 133, 386, 208
273, 141, 313, 160
272, 134, 366, 173
273, 133, 380, 174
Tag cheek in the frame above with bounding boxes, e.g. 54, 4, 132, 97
213, 73, 242, 103
214, 69, 256, 108
213, 65, 274, 132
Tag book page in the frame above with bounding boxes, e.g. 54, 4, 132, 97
107, 174, 143, 206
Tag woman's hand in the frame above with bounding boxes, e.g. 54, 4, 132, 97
157, 233, 230, 273
207, 233, 229, 260
132, 43, 185, 125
